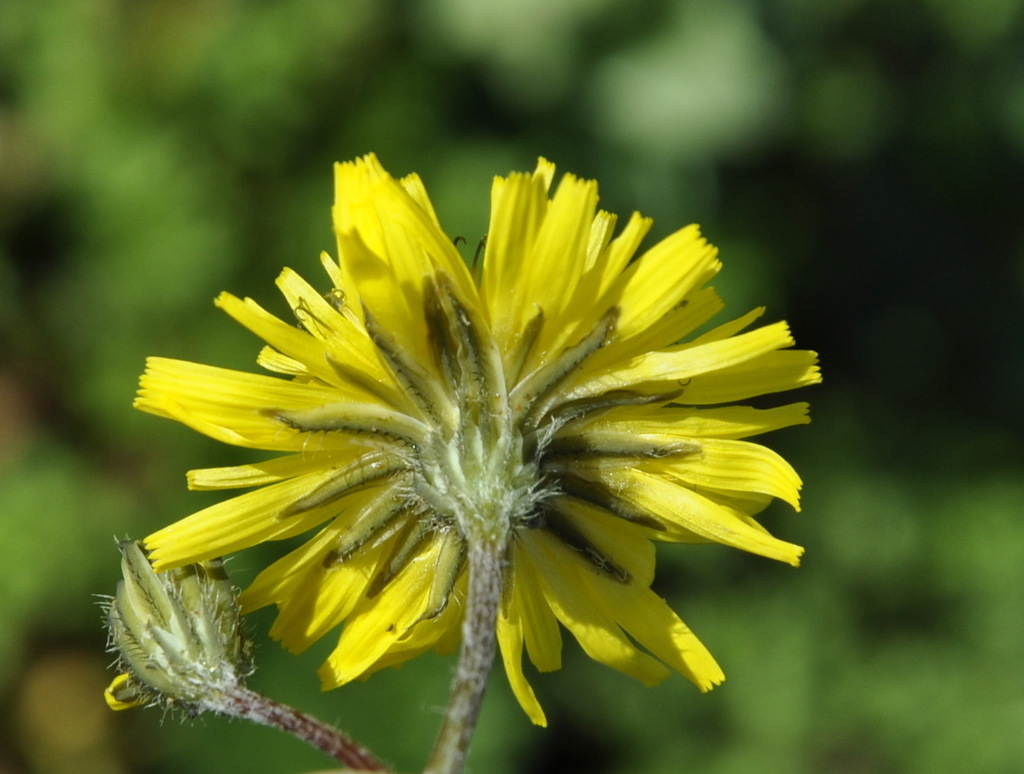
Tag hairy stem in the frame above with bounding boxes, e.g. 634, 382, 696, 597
216, 685, 389, 772
424, 537, 505, 774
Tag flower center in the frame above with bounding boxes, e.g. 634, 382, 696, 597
406, 275, 546, 543
270, 277, 633, 595
413, 412, 540, 544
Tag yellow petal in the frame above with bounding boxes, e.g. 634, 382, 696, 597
269, 544, 382, 653
215, 292, 344, 389
320, 534, 456, 685
238, 488, 385, 617
678, 350, 822, 404
239, 528, 334, 613
563, 402, 811, 441
517, 174, 600, 367
135, 358, 350, 451
524, 208, 620, 364
337, 226, 431, 362
399, 172, 442, 228
507, 539, 562, 672
593, 210, 652, 298
688, 306, 765, 345
544, 495, 657, 587
521, 530, 670, 685
518, 518, 724, 693
481, 166, 554, 356
187, 452, 355, 491
273, 268, 392, 380
643, 438, 804, 510
376, 175, 477, 304
104, 673, 144, 711
255, 345, 309, 376
145, 466, 396, 568
581, 572, 724, 692
332, 154, 397, 257
582, 210, 618, 278
354, 585, 465, 679
496, 590, 548, 726
603, 287, 726, 366
333, 160, 430, 358
588, 468, 804, 565
333, 157, 481, 367
606, 224, 721, 344
572, 321, 797, 398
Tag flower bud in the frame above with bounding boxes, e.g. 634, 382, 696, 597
104, 540, 252, 713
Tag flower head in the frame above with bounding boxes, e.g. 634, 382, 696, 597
137, 154, 819, 725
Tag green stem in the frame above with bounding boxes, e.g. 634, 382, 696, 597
424, 537, 505, 774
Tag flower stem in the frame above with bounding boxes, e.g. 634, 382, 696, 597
215, 684, 389, 772
424, 537, 505, 774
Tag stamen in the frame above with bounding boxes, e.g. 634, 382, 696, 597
471, 235, 487, 272
293, 298, 333, 338
323, 288, 346, 312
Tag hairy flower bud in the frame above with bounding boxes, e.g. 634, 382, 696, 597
104, 540, 252, 713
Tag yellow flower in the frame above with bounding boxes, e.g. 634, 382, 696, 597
138, 154, 819, 726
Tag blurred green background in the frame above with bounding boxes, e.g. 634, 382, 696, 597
2, 0, 1022, 772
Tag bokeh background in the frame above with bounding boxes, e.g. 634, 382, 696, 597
2, 0, 1023, 772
